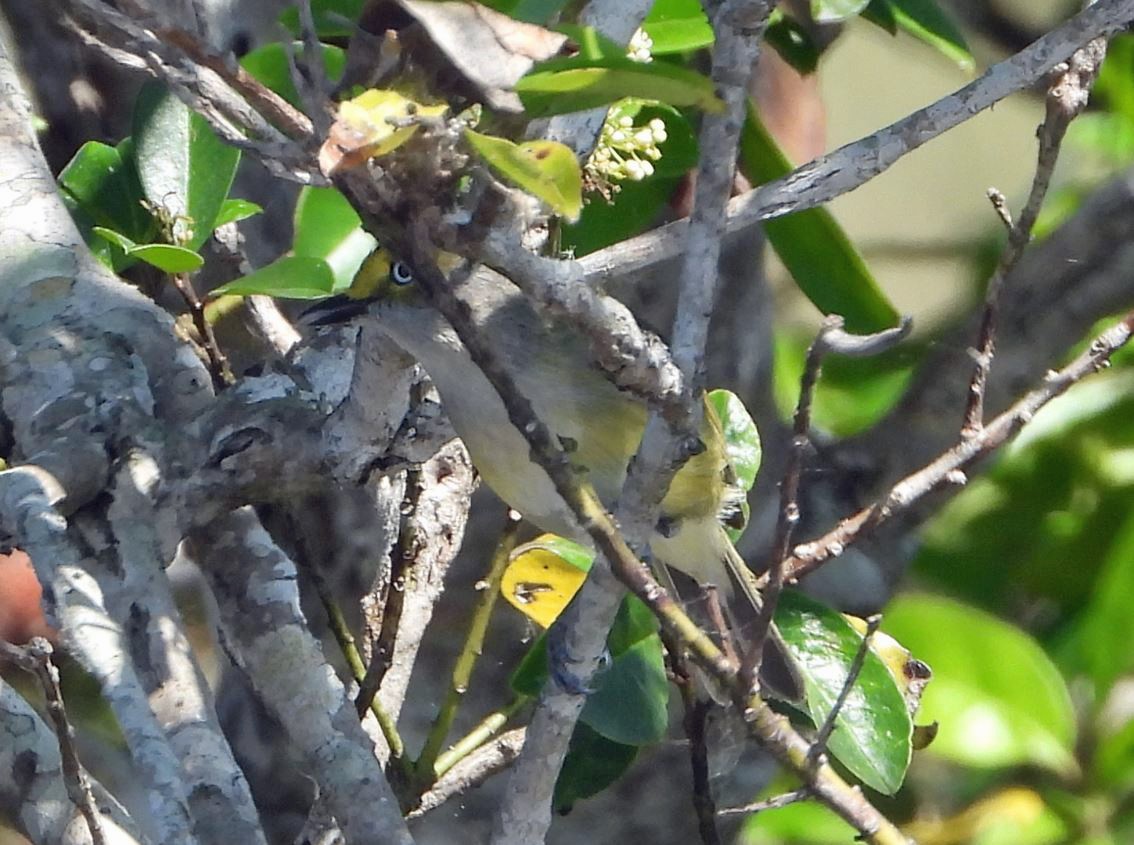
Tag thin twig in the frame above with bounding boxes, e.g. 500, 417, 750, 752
719, 787, 811, 817
171, 270, 233, 389
0, 638, 107, 845
743, 315, 840, 684
745, 318, 910, 682
807, 615, 882, 768
786, 310, 1134, 582
415, 511, 523, 786
963, 36, 1108, 434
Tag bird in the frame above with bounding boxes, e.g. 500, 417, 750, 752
303, 248, 793, 688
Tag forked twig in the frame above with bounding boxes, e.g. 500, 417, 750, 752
963, 37, 1108, 434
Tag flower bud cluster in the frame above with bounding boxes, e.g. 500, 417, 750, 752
627, 29, 654, 63
587, 112, 668, 184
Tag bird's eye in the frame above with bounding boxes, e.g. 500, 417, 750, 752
390, 261, 415, 286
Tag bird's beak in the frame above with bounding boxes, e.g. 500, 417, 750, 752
299, 295, 370, 327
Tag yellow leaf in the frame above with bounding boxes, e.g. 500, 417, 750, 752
502, 534, 590, 628
320, 90, 448, 174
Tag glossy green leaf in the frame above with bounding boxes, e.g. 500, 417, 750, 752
708, 389, 762, 493
565, 176, 674, 256
128, 244, 205, 273
606, 595, 659, 654
516, 56, 724, 117
740, 101, 899, 333
509, 594, 660, 701
765, 10, 820, 75
465, 130, 583, 221
214, 198, 263, 228
863, 0, 973, 70
642, 0, 714, 54
581, 634, 669, 745
57, 140, 154, 242
811, 0, 871, 23
279, 0, 363, 37
240, 42, 346, 109
553, 722, 637, 813
774, 591, 913, 794
293, 186, 378, 291
209, 256, 337, 299
132, 81, 240, 250
882, 594, 1077, 774
91, 228, 204, 273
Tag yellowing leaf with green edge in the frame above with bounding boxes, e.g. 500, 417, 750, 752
502, 534, 592, 628
320, 90, 448, 174
464, 130, 582, 221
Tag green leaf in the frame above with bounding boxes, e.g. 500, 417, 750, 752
774, 591, 913, 795
91, 227, 204, 273
882, 594, 1077, 775
57, 140, 154, 242
811, 0, 871, 23
517, 56, 724, 117
708, 389, 762, 493
240, 42, 346, 108
642, 0, 714, 54
125, 244, 204, 273
214, 198, 263, 228
581, 634, 669, 745
708, 388, 762, 541
293, 186, 378, 291
509, 595, 661, 705
553, 722, 637, 813
279, 0, 364, 38
565, 176, 674, 256
863, 0, 973, 70
740, 101, 899, 333
132, 81, 241, 250
606, 595, 660, 655
210, 256, 337, 299
465, 130, 582, 221
764, 10, 820, 75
